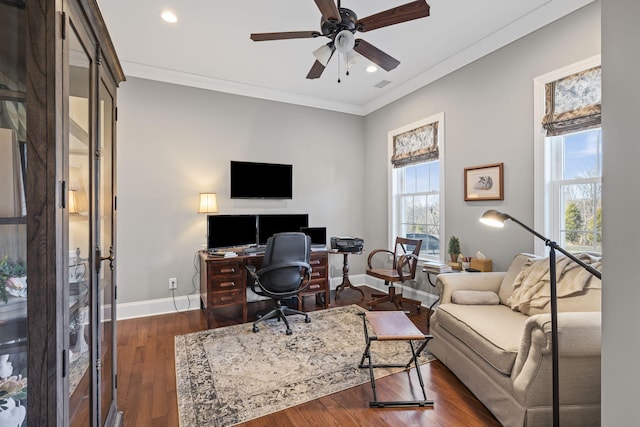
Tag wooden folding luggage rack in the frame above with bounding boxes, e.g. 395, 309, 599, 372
358, 311, 434, 408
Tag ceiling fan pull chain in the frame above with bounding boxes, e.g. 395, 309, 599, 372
337, 53, 341, 83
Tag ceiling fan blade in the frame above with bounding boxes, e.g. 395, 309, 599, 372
354, 39, 400, 71
357, 0, 430, 32
306, 60, 327, 79
250, 31, 321, 42
313, 0, 341, 23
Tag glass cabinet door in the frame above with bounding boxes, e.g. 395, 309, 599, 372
0, 1, 28, 426
98, 76, 117, 425
67, 22, 93, 427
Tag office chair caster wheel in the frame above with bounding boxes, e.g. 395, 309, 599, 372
286, 328, 292, 335
305, 316, 311, 323
252, 325, 259, 333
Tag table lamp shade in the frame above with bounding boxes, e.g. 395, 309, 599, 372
198, 193, 218, 214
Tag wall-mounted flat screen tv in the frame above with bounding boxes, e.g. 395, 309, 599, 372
230, 161, 293, 199
207, 214, 258, 249
258, 214, 309, 245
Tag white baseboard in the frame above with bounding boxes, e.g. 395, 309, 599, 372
117, 294, 200, 320
117, 274, 438, 320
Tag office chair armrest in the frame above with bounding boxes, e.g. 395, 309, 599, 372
253, 267, 313, 297
244, 264, 266, 296
257, 261, 312, 276
367, 249, 395, 269
396, 253, 418, 281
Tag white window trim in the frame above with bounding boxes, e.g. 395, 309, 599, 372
533, 55, 600, 255
387, 112, 445, 257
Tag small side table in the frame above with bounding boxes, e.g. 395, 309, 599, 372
332, 251, 365, 299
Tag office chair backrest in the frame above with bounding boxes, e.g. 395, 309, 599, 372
394, 237, 422, 279
260, 232, 311, 293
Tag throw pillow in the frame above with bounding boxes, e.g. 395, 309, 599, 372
452, 290, 500, 305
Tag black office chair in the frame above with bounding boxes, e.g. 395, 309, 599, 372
245, 232, 313, 335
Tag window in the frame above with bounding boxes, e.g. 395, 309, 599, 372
534, 57, 601, 255
547, 128, 602, 252
389, 113, 444, 260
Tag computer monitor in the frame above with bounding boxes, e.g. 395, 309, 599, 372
257, 214, 309, 245
300, 227, 327, 246
207, 215, 257, 249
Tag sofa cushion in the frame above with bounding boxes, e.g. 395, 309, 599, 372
452, 290, 500, 305
435, 303, 529, 375
498, 253, 541, 305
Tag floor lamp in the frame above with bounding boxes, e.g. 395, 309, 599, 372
479, 209, 602, 427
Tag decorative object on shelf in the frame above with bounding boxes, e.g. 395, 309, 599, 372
448, 236, 460, 262
479, 209, 602, 427
464, 162, 504, 201
68, 189, 79, 214
0, 256, 26, 303
0, 354, 27, 425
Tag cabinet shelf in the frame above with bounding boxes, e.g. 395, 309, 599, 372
0, 217, 26, 224
0, 88, 27, 103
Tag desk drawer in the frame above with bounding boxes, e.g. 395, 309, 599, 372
309, 254, 328, 268
309, 265, 327, 281
210, 290, 244, 306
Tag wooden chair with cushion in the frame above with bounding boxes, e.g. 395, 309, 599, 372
366, 237, 422, 311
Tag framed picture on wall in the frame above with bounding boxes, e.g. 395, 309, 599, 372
464, 163, 504, 201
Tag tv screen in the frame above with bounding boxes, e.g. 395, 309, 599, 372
258, 214, 309, 245
207, 215, 257, 249
230, 161, 293, 199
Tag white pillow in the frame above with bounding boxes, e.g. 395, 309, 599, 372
452, 290, 500, 305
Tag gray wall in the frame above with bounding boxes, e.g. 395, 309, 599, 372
116, 80, 365, 303
601, 0, 640, 424
116, 2, 601, 304
363, 2, 601, 273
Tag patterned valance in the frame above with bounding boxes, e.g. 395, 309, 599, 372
542, 66, 601, 136
391, 121, 438, 168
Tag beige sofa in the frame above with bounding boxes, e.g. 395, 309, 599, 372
428, 253, 601, 426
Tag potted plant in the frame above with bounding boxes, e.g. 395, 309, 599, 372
448, 236, 460, 262
0, 256, 27, 303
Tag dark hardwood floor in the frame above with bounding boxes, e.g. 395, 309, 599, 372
116, 286, 500, 426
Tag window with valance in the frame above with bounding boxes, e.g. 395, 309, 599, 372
542, 66, 601, 136
391, 121, 438, 167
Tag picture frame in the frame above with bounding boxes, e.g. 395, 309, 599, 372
464, 163, 504, 201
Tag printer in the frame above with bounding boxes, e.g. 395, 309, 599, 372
330, 236, 364, 253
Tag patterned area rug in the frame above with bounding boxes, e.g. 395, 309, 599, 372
174, 305, 434, 427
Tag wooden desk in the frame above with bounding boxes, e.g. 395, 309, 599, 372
199, 250, 329, 327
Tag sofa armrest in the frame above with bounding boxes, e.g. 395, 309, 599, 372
511, 312, 601, 404
436, 272, 506, 304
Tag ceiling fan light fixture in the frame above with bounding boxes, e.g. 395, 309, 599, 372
334, 30, 355, 53
313, 44, 333, 66
366, 65, 378, 73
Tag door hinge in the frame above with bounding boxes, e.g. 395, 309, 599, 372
62, 349, 67, 378
114, 285, 117, 300
115, 107, 118, 122
61, 11, 66, 40
115, 374, 117, 389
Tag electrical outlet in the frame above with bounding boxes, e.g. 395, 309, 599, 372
169, 277, 178, 290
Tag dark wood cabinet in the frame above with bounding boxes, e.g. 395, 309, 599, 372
0, 1, 124, 425
199, 251, 330, 327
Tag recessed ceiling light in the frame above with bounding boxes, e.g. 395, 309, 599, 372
160, 10, 178, 23
366, 65, 378, 73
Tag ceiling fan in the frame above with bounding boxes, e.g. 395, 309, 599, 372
250, 0, 431, 79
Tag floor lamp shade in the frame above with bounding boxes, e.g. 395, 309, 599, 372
198, 193, 218, 214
